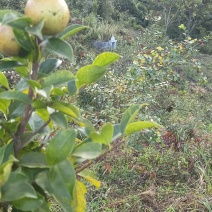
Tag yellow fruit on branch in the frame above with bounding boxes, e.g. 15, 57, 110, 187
25, 0, 70, 36
0, 25, 20, 56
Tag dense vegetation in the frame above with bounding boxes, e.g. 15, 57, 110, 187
0, 0, 212, 211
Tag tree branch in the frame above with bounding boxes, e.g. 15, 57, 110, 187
13, 60, 40, 156
76, 139, 124, 174
21, 119, 51, 147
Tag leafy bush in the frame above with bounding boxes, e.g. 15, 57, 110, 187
0, 6, 160, 211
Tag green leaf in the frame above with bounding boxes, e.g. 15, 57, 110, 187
93, 52, 120, 67
28, 112, 50, 133
8, 101, 26, 119
46, 130, 76, 166
76, 65, 106, 89
0, 91, 32, 104
0, 99, 10, 114
14, 66, 29, 77
125, 121, 161, 135
57, 24, 89, 40
78, 169, 101, 189
48, 166, 74, 211
15, 78, 28, 91
44, 38, 74, 62
13, 28, 35, 51
13, 194, 45, 211
1, 172, 37, 202
0, 10, 22, 22
120, 104, 140, 133
1, 142, 14, 164
0, 72, 9, 89
19, 152, 48, 168
0, 61, 25, 70
77, 118, 95, 136
42, 70, 75, 88
27, 80, 41, 89
39, 58, 62, 74
36, 108, 50, 122
49, 161, 76, 197
72, 141, 102, 159
34, 199, 50, 212
49, 101, 80, 119
112, 124, 122, 141
68, 80, 77, 96
0, 155, 17, 186
0, 145, 6, 165
36, 161, 75, 211
25, 21, 44, 40
2, 12, 31, 30
50, 112, 68, 129
89, 123, 113, 145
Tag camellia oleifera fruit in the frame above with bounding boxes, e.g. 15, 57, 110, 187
25, 0, 70, 36
0, 25, 20, 56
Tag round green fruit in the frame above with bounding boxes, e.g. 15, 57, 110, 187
25, 0, 70, 36
0, 25, 20, 56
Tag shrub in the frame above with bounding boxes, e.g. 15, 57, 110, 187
0, 6, 159, 211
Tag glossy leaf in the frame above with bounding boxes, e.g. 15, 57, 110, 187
1, 172, 37, 202
42, 70, 75, 88
0, 155, 17, 186
0, 91, 32, 104
27, 80, 41, 90
13, 28, 35, 51
28, 112, 50, 133
15, 78, 29, 91
25, 21, 44, 40
13, 194, 45, 211
19, 152, 48, 168
49, 101, 80, 119
39, 58, 62, 74
76, 65, 106, 89
72, 141, 102, 159
57, 24, 89, 40
0, 99, 10, 114
47, 161, 75, 211
0, 72, 9, 89
78, 169, 101, 189
68, 80, 77, 96
8, 101, 26, 119
36, 108, 50, 122
93, 52, 120, 67
89, 123, 113, 145
0, 61, 24, 70
49, 160, 76, 196
14, 66, 29, 77
50, 112, 68, 129
46, 130, 76, 166
77, 118, 95, 136
0, 145, 6, 165
120, 104, 140, 133
2, 12, 31, 30
125, 121, 161, 135
112, 124, 122, 141
44, 38, 74, 62
0, 10, 21, 22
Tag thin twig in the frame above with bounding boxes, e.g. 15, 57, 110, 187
21, 119, 51, 147
76, 139, 124, 174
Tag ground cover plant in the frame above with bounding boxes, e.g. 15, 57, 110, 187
78, 25, 212, 211
0, 1, 160, 211
0, 0, 212, 211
